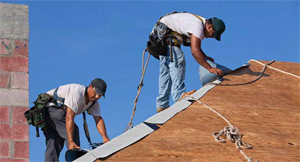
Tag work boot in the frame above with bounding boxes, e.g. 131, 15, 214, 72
180, 90, 197, 100
157, 107, 169, 113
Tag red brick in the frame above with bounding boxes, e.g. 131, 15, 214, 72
0, 158, 29, 162
0, 106, 10, 123
0, 71, 9, 88
13, 141, 29, 158
0, 124, 11, 140
0, 39, 12, 55
12, 107, 28, 124
11, 73, 28, 89
0, 124, 28, 140
12, 40, 28, 57
12, 125, 29, 141
0, 141, 10, 158
0, 56, 28, 72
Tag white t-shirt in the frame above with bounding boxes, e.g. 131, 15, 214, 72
160, 13, 206, 44
46, 84, 101, 116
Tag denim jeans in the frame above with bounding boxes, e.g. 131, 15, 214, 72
198, 59, 232, 86
156, 45, 186, 108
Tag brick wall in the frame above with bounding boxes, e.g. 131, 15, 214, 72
0, 3, 29, 162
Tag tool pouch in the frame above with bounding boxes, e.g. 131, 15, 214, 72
24, 93, 55, 137
147, 22, 171, 60
31, 107, 46, 127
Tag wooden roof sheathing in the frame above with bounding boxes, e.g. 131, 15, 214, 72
98, 60, 300, 162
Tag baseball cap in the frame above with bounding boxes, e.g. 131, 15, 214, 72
212, 17, 226, 41
91, 78, 107, 98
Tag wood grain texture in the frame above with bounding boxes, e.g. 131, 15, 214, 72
97, 61, 300, 162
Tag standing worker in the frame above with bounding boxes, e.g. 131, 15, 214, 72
44, 78, 110, 161
147, 12, 231, 113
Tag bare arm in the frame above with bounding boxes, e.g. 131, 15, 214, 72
93, 116, 110, 143
66, 107, 80, 149
201, 49, 215, 62
190, 34, 223, 76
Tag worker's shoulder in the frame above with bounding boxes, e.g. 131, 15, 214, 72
163, 12, 201, 19
60, 83, 85, 89
59, 83, 86, 94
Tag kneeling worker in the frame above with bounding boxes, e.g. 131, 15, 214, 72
44, 78, 110, 161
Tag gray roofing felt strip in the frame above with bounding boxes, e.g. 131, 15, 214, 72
237, 63, 250, 70
191, 80, 221, 99
144, 99, 191, 124
144, 80, 221, 125
73, 152, 97, 162
74, 122, 158, 161
75, 63, 249, 161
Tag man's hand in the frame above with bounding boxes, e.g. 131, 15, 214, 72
68, 141, 80, 150
209, 67, 223, 76
103, 136, 110, 143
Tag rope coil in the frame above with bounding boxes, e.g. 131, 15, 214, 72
124, 57, 279, 160
187, 96, 257, 162
187, 60, 282, 161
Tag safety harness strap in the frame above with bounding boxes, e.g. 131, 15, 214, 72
82, 111, 92, 145
158, 12, 205, 47
53, 88, 65, 106
190, 13, 205, 25
82, 101, 96, 148
170, 13, 205, 46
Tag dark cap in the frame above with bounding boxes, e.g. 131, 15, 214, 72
212, 17, 226, 41
91, 78, 107, 98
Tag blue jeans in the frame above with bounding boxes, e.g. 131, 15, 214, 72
198, 59, 232, 86
156, 45, 186, 108
150, 23, 185, 108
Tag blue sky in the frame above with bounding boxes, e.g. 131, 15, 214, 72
1, 1, 299, 161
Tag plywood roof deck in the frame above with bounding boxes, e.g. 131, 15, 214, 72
99, 60, 300, 162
